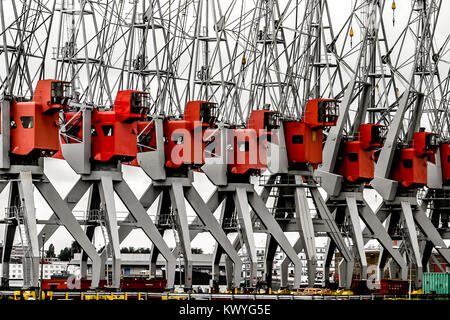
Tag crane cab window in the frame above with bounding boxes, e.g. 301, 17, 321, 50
91, 126, 98, 136
101, 125, 114, 136
238, 141, 250, 152
264, 112, 280, 130
371, 125, 381, 143
51, 81, 71, 105
130, 92, 150, 115
172, 133, 184, 145
10, 118, 17, 129
402, 159, 413, 168
425, 133, 438, 151
347, 153, 358, 162
448, 155, 450, 163
20, 116, 34, 129
139, 132, 153, 146
318, 100, 338, 123
67, 125, 81, 137
200, 102, 217, 124
205, 137, 216, 156
292, 135, 304, 144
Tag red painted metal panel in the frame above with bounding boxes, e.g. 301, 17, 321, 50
10, 80, 69, 157
58, 90, 148, 163
302, 99, 338, 128
390, 131, 437, 187
284, 122, 323, 166
337, 141, 375, 182
441, 143, 450, 185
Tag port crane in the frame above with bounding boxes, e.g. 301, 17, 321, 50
0, 1, 102, 289
421, 60, 450, 271
116, 1, 246, 291
314, 0, 409, 288
370, 0, 450, 288
259, 0, 353, 289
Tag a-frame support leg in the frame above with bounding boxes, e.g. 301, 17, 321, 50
81, 225, 96, 279
35, 176, 101, 288
185, 186, 243, 289
1, 181, 16, 287
211, 244, 223, 290
346, 196, 367, 280
149, 189, 170, 277
37, 178, 95, 279
377, 205, 400, 279
248, 192, 303, 288
401, 201, 423, 288
169, 182, 193, 290
414, 207, 450, 266
264, 236, 278, 289
211, 194, 229, 289
81, 184, 100, 278
108, 185, 164, 285
311, 188, 353, 288
263, 183, 284, 289
294, 177, 317, 286
113, 185, 164, 274
225, 241, 235, 290
114, 180, 177, 290
323, 240, 336, 287
234, 187, 258, 288
338, 259, 354, 289
18, 172, 40, 289
360, 200, 407, 280
98, 175, 121, 289
335, 205, 352, 289
224, 220, 238, 291
378, 211, 401, 279
280, 237, 303, 288
38, 178, 92, 244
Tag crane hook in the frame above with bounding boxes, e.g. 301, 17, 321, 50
392, 1, 396, 26
349, 27, 354, 47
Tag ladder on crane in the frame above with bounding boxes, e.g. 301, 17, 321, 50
236, 215, 252, 289
168, 208, 183, 287
11, 206, 35, 288
97, 208, 112, 286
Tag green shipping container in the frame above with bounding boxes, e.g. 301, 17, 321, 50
423, 273, 450, 294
